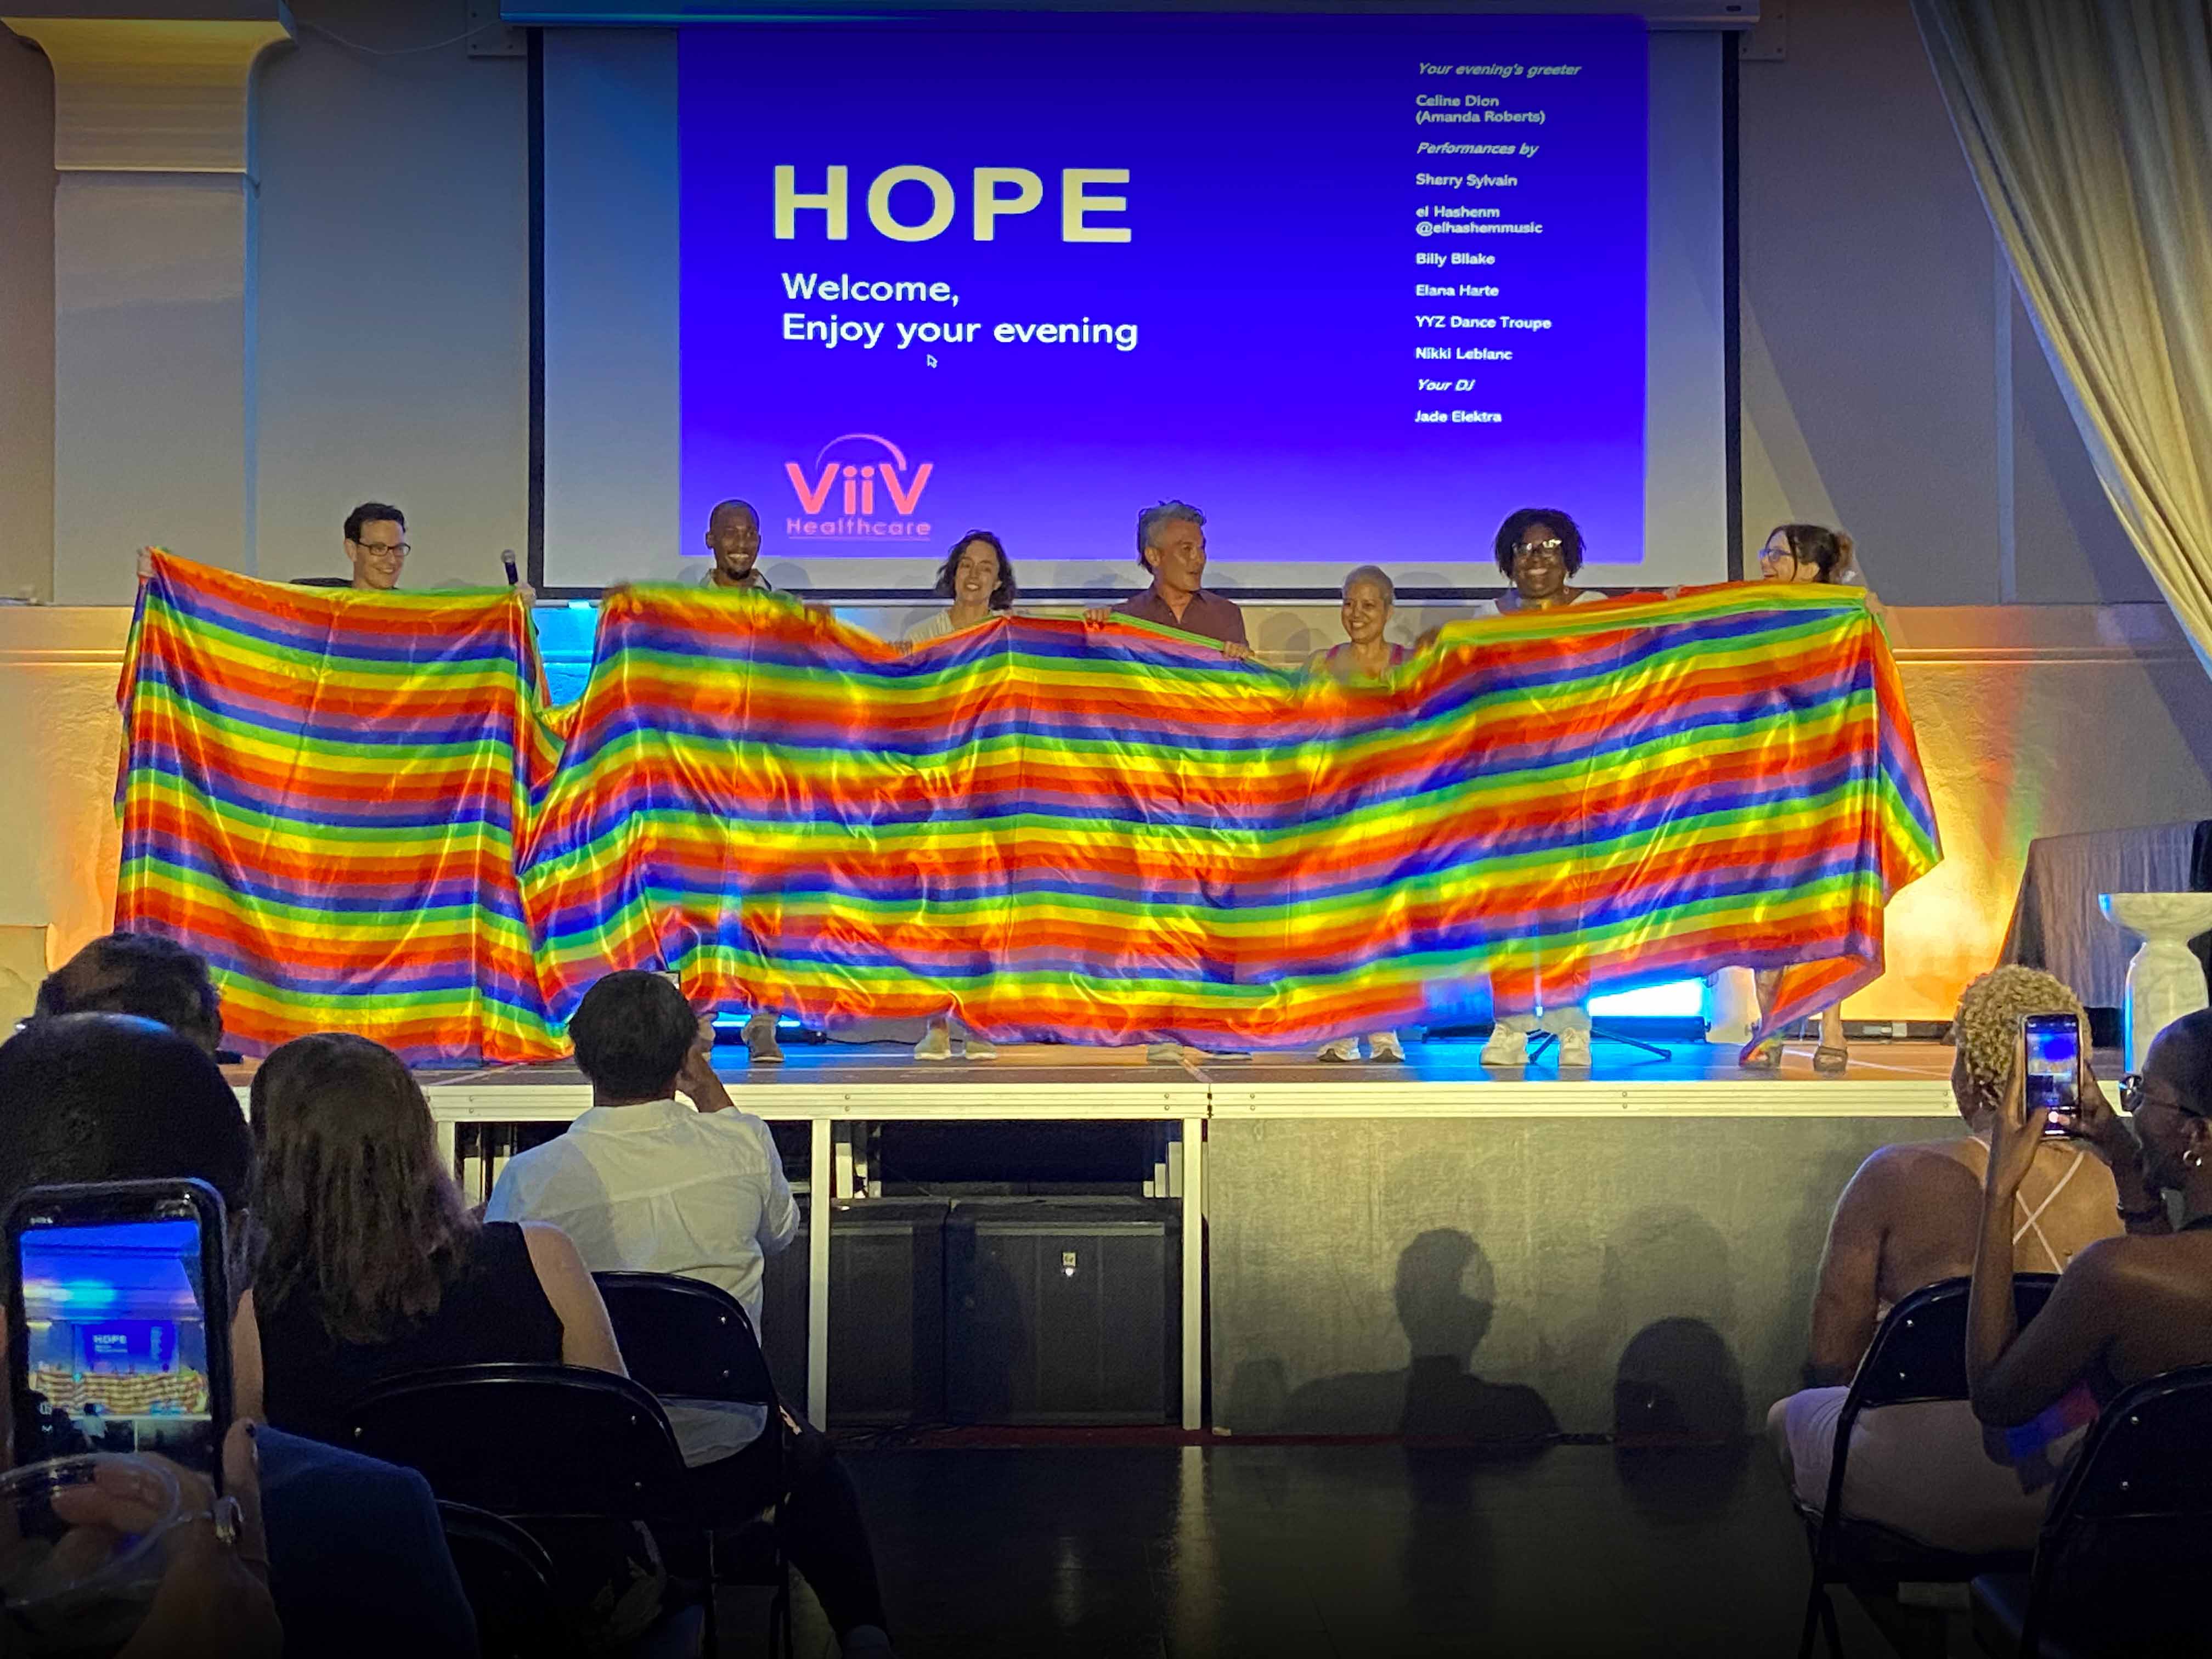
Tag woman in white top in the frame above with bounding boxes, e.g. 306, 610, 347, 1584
1477, 507, 1600, 1069
907, 531, 1018, 1060
902, 529, 1018, 647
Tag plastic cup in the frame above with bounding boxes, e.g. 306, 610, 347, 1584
0, 1454, 184, 1658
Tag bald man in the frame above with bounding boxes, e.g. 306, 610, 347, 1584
697, 499, 772, 592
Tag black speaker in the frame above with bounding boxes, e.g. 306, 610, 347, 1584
758, 1197, 948, 1426
945, 1197, 1180, 1425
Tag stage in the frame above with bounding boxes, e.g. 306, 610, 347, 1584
390, 1035, 1988, 1437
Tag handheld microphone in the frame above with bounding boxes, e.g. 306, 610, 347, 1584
500, 549, 520, 587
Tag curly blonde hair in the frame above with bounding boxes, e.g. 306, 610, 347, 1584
1953, 965, 2085, 1102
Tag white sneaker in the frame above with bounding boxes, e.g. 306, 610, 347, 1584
963, 1036, 997, 1062
1369, 1031, 1406, 1064
912, 1024, 952, 1062
1481, 1022, 1531, 1067
1557, 1028, 1593, 1069
1317, 1037, 1360, 1063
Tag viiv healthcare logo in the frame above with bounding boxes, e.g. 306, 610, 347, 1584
783, 433, 933, 540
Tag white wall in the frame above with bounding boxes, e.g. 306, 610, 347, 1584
250, 0, 530, 591
0, 29, 55, 603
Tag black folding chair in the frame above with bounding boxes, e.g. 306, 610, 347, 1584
1971, 1364, 2212, 1659
1797, 1274, 2060, 1659
341, 1363, 711, 1659
595, 1270, 794, 1654
436, 1500, 561, 1659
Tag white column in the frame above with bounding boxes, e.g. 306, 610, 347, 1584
4, 9, 294, 603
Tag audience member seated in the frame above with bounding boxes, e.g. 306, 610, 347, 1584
236, 1030, 660, 1644
0, 1013, 477, 1658
35, 929, 224, 1056
487, 969, 897, 1657
1766, 966, 2121, 1551
236, 1031, 625, 1440
1968, 1005, 2212, 1433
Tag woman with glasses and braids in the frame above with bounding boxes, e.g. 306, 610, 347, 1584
1481, 506, 1605, 617
1468, 508, 1605, 1068
1766, 966, 2120, 1553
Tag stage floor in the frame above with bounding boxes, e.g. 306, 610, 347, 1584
404, 1034, 1988, 1122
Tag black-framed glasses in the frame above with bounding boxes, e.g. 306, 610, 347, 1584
1514, 538, 1565, 558
349, 539, 410, 558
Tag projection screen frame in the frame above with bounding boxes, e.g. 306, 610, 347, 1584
525, 16, 1746, 600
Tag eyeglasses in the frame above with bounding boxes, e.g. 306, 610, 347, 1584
351, 539, 410, 559
1514, 538, 1565, 558
1758, 546, 1796, 565
2121, 1074, 2207, 1118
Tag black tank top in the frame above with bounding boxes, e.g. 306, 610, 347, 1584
257, 1221, 563, 1447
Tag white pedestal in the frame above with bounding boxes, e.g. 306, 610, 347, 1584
2099, 892, 2212, 1070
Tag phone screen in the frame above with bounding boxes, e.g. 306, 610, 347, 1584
2024, 1013, 2081, 1127
10, 1207, 225, 1479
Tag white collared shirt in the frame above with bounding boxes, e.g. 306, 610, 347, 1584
487, 1097, 798, 1326
487, 1098, 799, 1465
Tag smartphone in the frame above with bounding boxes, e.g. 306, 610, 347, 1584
5, 1180, 233, 1489
2023, 1012, 2083, 1136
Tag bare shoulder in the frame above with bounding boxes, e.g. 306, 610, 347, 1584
1834, 1138, 1974, 1216
1853, 1137, 1967, 1189
516, 1220, 586, 1266
2071, 1229, 2187, 1290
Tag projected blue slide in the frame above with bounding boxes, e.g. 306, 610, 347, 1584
678, 15, 1646, 583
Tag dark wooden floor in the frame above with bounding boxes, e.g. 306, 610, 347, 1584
736, 1441, 1917, 1658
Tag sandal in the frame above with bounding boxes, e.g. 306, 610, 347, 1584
1741, 1037, 1785, 1071
1814, 1044, 1849, 1075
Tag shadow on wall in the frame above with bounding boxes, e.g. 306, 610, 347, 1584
1226, 1228, 1558, 1447
1605, 1204, 1757, 1520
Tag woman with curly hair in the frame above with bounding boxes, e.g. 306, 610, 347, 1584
1764, 965, 2121, 1551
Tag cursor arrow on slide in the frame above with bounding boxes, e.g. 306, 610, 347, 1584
927, 353, 938, 367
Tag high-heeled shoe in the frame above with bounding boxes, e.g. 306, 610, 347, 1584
1741, 1037, 1785, 1070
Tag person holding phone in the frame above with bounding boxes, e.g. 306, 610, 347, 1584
0, 1013, 477, 1657
1967, 1006, 2212, 1429
27, 1417, 285, 1658
1765, 966, 2122, 1551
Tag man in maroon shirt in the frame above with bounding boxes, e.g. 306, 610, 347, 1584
1084, 501, 1253, 658
1084, 503, 1255, 1062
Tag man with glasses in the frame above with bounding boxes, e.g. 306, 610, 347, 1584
343, 501, 411, 591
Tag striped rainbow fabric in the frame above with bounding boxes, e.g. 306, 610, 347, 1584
118, 556, 556, 1062
117, 553, 1939, 1063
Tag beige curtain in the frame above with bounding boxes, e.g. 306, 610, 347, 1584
1912, 1, 2212, 657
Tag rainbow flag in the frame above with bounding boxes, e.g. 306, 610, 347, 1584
117, 554, 1938, 1063
117, 557, 556, 1062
